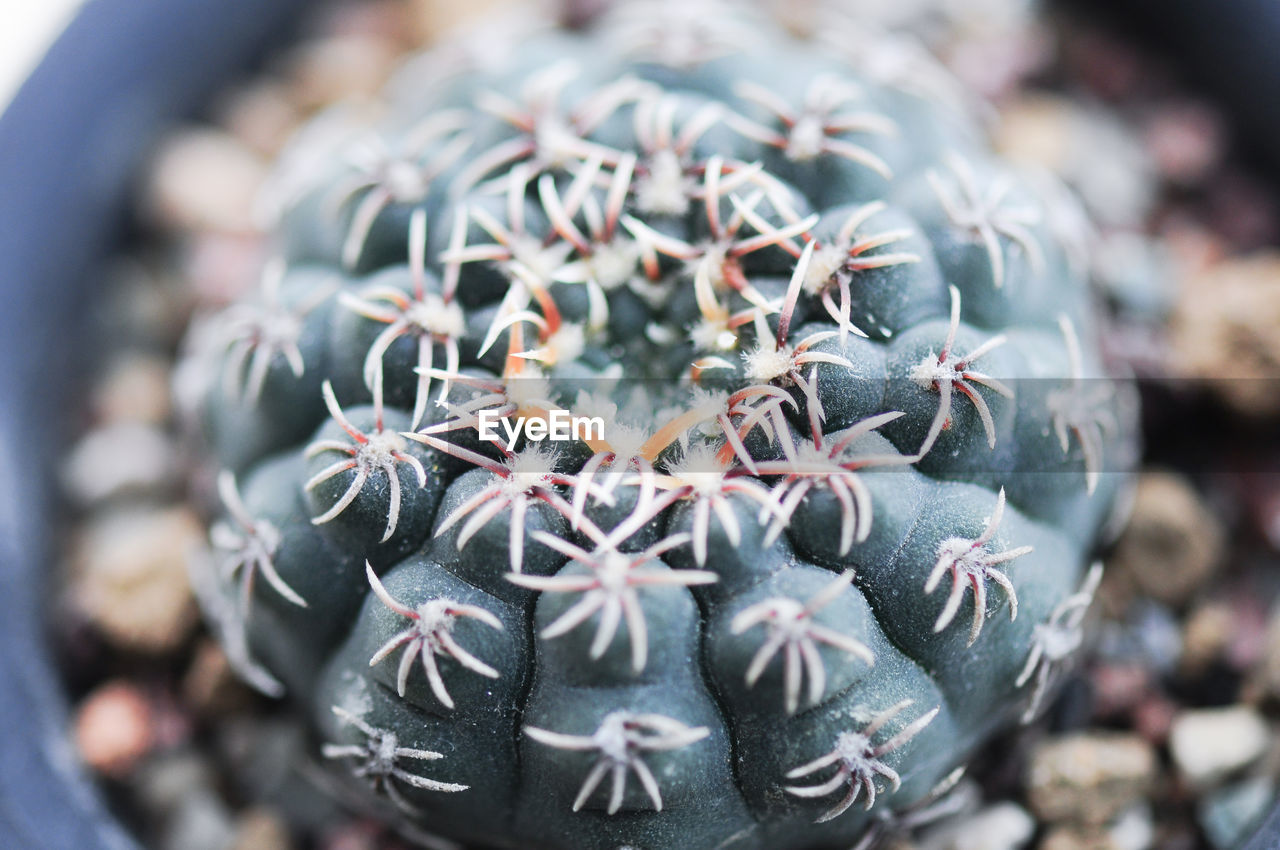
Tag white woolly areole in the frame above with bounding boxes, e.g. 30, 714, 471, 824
635, 150, 692, 215
786, 114, 827, 161
804, 245, 848, 295
545, 323, 587, 365
590, 239, 642, 290
833, 729, 875, 767
606, 424, 650, 465
359, 430, 410, 467
666, 444, 731, 496
596, 551, 637, 596
689, 318, 738, 353
745, 342, 795, 385
413, 599, 460, 647
506, 369, 553, 408
406, 295, 466, 338
512, 234, 572, 284
384, 158, 432, 203
909, 351, 953, 390
502, 446, 560, 496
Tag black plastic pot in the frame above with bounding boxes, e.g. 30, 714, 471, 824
1, 2, 1278, 849
0, 2, 309, 847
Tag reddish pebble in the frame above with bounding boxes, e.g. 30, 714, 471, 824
320, 822, 382, 850
1143, 101, 1224, 185
1090, 663, 1153, 719
1133, 695, 1178, 745
74, 681, 155, 778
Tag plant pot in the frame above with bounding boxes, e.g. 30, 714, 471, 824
0, 2, 309, 847
1, 2, 1277, 849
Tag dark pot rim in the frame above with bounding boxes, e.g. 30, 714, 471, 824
0, 1, 308, 847
0, 2, 1277, 849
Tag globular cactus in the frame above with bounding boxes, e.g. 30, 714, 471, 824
182, 3, 1139, 848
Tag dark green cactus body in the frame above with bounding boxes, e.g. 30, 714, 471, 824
183, 4, 1139, 848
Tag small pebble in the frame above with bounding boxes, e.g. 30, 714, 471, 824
99, 256, 197, 348
1247, 602, 1280, 703
285, 36, 399, 110
145, 129, 268, 234
1131, 696, 1178, 746
62, 422, 180, 505
319, 821, 386, 850
1060, 26, 1145, 100
230, 807, 295, 850
74, 681, 155, 778
91, 353, 173, 425
1222, 586, 1269, 672
1039, 805, 1154, 850
997, 96, 1154, 228
129, 749, 237, 850
183, 640, 256, 719
946, 29, 1049, 102
920, 801, 1034, 850
1155, 216, 1225, 279
1172, 252, 1280, 416
216, 80, 303, 156
1089, 231, 1175, 326
1142, 101, 1224, 186
408, 0, 505, 43
132, 750, 216, 814
325, 0, 419, 45
1205, 171, 1280, 252
1027, 733, 1156, 826
180, 231, 268, 304
1108, 805, 1156, 850
1179, 601, 1235, 676
996, 95, 1076, 172
1096, 599, 1184, 675
158, 791, 237, 850
1089, 663, 1153, 719
1039, 827, 1114, 850
70, 506, 203, 653
1169, 705, 1270, 788
1256, 484, 1280, 551
1107, 472, 1223, 608
1198, 776, 1275, 850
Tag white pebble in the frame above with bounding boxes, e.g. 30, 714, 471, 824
62, 422, 179, 505
1109, 804, 1155, 850
1170, 706, 1271, 788
145, 129, 267, 234
921, 801, 1035, 850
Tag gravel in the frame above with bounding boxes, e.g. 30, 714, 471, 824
1026, 734, 1157, 826
1170, 706, 1271, 789
68, 506, 203, 654
1106, 472, 1225, 609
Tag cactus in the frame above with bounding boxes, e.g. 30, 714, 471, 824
181, 3, 1139, 848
